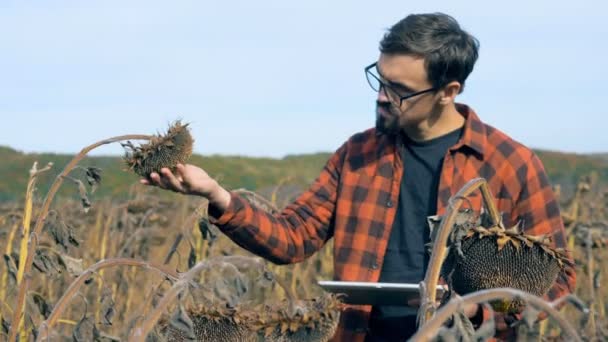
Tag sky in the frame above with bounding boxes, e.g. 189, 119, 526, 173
1, 0, 606, 158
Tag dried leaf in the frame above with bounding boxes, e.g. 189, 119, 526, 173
168, 305, 196, 340
528, 234, 547, 243
302, 312, 311, 323
198, 217, 219, 245
521, 304, 540, 329
233, 275, 248, 298
280, 321, 289, 334
258, 270, 275, 288
33, 249, 62, 275
264, 325, 275, 337
3, 254, 18, 284
452, 309, 475, 341
73, 316, 100, 342
67, 224, 81, 248
163, 233, 183, 265
44, 212, 69, 251
32, 293, 53, 319
100, 287, 115, 326
504, 222, 522, 235
2, 317, 10, 335
188, 243, 196, 269
473, 303, 495, 340
510, 237, 521, 250
76, 179, 92, 213
56, 253, 85, 277
85, 167, 102, 193
496, 234, 511, 251
426, 215, 442, 241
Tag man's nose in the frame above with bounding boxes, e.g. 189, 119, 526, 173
377, 85, 390, 103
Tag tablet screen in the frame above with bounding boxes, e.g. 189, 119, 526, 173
317, 281, 447, 306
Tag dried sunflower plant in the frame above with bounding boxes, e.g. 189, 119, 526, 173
4, 119, 343, 341
128, 255, 342, 342
412, 178, 588, 341
5, 121, 195, 341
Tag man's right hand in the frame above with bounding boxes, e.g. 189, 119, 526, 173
141, 163, 231, 212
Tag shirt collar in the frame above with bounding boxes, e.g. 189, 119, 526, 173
451, 103, 486, 157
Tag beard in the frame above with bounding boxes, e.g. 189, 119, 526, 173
375, 101, 401, 136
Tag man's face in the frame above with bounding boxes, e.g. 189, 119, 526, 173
374, 53, 440, 135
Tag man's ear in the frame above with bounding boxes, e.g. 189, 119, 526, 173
439, 81, 461, 105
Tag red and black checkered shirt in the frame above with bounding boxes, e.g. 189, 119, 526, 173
209, 103, 576, 341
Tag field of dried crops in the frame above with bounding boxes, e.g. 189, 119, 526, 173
1, 155, 607, 341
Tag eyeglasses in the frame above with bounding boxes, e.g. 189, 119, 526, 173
365, 62, 437, 107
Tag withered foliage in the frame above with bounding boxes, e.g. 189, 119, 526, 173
3, 163, 608, 341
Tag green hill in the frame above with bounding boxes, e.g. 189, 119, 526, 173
0, 146, 605, 202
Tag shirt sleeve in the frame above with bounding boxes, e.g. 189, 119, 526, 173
207, 143, 346, 265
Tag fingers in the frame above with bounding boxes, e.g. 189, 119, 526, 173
160, 168, 186, 193
149, 172, 162, 186
174, 163, 186, 182
143, 169, 185, 193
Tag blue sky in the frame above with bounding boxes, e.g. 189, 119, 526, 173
1, 0, 606, 157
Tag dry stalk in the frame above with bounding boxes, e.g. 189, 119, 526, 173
35, 257, 178, 341
419, 178, 501, 325
8, 134, 152, 342
95, 204, 114, 323
15, 162, 53, 340
410, 288, 583, 342
17, 162, 53, 282
0, 220, 21, 325
585, 228, 598, 339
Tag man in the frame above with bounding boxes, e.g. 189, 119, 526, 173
143, 12, 576, 341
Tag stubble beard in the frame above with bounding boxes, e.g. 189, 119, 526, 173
375, 101, 401, 137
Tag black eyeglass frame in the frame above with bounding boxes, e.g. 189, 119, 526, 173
365, 62, 437, 106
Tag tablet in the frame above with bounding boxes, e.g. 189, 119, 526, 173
317, 281, 447, 306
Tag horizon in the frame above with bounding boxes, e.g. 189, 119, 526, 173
1, 143, 605, 160
1, 0, 606, 158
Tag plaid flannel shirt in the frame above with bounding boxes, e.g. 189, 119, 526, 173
209, 103, 576, 341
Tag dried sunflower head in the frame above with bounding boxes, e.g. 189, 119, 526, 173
156, 293, 343, 342
437, 212, 572, 314
157, 303, 256, 342
250, 293, 343, 342
123, 121, 194, 177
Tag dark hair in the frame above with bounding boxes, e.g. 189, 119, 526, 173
379, 13, 479, 93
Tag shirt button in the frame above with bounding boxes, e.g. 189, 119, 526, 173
386, 200, 393, 208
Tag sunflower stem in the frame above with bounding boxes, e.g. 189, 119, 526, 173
418, 178, 500, 326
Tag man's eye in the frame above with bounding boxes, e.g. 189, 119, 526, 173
395, 86, 412, 95
384, 82, 411, 95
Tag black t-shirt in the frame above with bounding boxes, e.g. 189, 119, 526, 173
367, 127, 463, 341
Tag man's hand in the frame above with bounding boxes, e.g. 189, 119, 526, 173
141, 163, 231, 212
